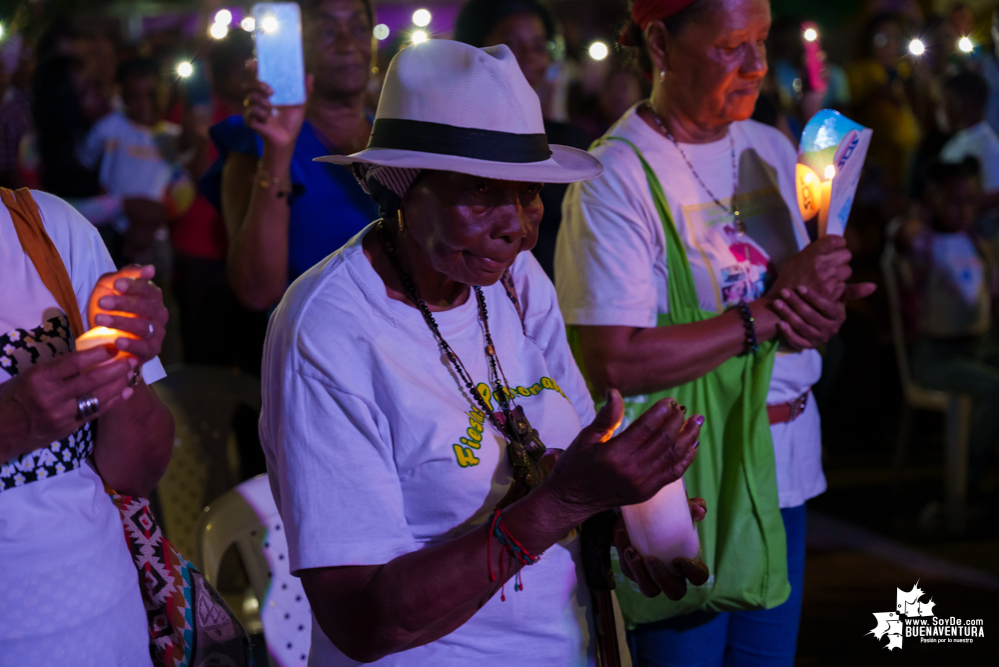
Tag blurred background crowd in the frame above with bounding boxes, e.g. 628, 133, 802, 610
1, 0, 997, 663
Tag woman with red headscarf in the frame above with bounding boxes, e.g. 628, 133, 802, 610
557, 1, 875, 664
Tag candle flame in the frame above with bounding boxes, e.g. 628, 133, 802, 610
824, 165, 836, 179
83, 326, 120, 337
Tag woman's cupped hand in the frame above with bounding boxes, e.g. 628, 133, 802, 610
546, 390, 700, 512
614, 501, 710, 600
767, 236, 877, 350
542, 390, 709, 598
88, 265, 168, 365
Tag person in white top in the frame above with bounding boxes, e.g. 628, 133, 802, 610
556, 0, 875, 665
938, 71, 999, 218
0, 189, 173, 665
261, 40, 710, 667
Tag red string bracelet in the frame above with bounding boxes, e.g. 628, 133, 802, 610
487, 508, 542, 601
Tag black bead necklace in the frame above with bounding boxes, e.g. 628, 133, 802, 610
378, 221, 548, 490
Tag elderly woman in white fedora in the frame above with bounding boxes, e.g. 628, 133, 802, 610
261, 40, 708, 665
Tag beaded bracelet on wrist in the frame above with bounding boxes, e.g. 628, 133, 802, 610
487, 508, 542, 601
735, 300, 759, 355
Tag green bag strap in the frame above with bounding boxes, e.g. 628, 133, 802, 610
595, 136, 698, 321
586, 136, 788, 623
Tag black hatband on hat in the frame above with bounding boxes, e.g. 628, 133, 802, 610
368, 119, 551, 163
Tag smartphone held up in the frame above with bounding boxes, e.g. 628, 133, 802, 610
252, 2, 307, 106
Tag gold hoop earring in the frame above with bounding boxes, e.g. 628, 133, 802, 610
398, 208, 405, 234
659, 70, 666, 83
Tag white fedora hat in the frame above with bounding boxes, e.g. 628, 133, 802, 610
316, 40, 603, 183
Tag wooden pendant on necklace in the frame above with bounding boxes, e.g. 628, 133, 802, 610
493, 405, 547, 490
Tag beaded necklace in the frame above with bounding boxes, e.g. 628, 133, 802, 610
378, 221, 548, 491
645, 102, 745, 236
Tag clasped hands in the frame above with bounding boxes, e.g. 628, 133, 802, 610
766, 235, 877, 350
0, 265, 166, 461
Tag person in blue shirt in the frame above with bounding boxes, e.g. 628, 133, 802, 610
201, 0, 378, 313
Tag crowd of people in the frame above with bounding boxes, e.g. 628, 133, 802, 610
1, 0, 998, 665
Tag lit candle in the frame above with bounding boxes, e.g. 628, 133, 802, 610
75, 326, 138, 352
795, 163, 822, 222
622, 478, 700, 574
81, 266, 144, 355
818, 165, 835, 237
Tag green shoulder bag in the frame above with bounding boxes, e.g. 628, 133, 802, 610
573, 137, 790, 624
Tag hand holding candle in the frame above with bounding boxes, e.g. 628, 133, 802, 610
79, 265, 168, 365
615, 497, 709, 601
622, 477, 702, 572
795, 110, 872, 237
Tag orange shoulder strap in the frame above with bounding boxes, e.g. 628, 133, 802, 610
1, 188, 86, 338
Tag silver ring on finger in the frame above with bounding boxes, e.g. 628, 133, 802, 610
76, 393, 100, 420
146, 322, 154, 338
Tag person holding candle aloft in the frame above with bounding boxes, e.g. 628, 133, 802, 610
205, 0, 380, 317
0, 188, 173, 664
555, 0, 876, 664
261, 39, 712, 666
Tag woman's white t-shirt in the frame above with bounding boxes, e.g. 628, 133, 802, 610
556, 106, 826, 509
0, 191, 165, 665
260, 225, 598, 666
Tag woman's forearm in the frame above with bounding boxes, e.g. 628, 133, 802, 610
92, 382, 174, 497
304, 481, 595, 663
223, 150, 293, 311
578, 298, 781, 397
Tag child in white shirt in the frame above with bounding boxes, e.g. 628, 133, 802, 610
78, 57, 192, 265
898, 157, 999, 489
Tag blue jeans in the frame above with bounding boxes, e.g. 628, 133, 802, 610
627, 505, 807, 667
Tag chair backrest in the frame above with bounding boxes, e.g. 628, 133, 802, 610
198, 474, 313, 667
881, 219, 916, 391
152, 365, 261, 558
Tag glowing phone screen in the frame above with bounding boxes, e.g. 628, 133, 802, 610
253, 3, 307, 106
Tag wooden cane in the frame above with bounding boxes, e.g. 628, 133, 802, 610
581, 510, 623, 667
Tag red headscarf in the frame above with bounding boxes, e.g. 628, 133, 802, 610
632, 0, 699, 27
620, 0, 699, 45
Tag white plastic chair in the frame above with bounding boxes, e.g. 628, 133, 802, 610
882, 220, 973, 533
152, 365, 261, 558
198, 474, 313, 667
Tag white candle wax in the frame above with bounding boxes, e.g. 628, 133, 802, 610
622, 477, 700, 574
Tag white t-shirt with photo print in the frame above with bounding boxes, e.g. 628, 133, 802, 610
0, 191, 165, 665
260, 225, 598, 666
556, 105, 826, 509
